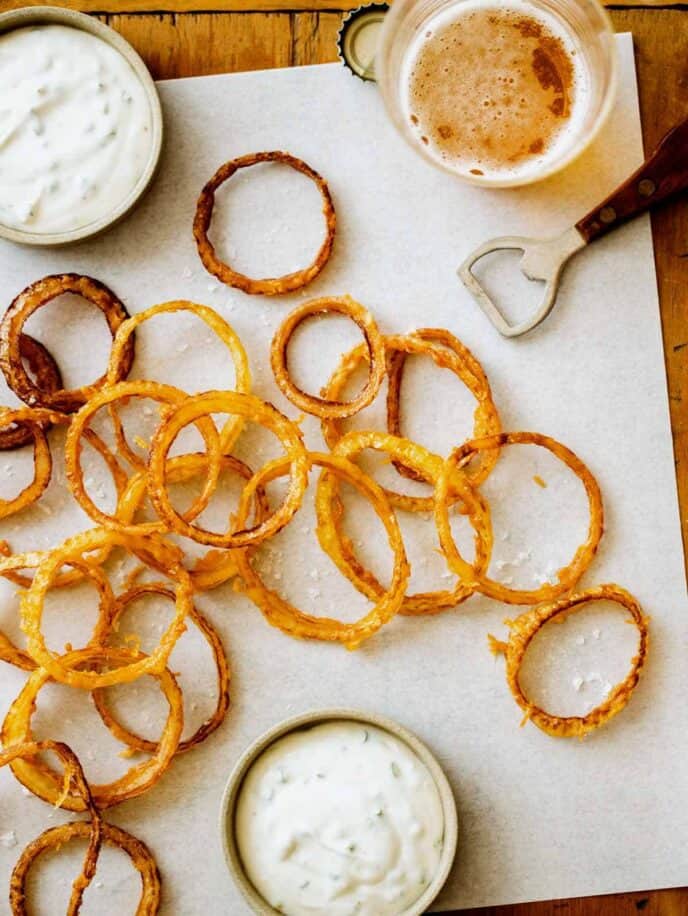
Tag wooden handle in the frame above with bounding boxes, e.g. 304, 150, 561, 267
575, 116, 688, 243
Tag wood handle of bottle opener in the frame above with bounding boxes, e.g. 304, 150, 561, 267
575, 115, 688, 244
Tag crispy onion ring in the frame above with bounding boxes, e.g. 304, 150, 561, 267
64, 380, 223, 535
20, 528, 193, 689
1, 740, 101, 915
0, 407, 59, 519
193, 150, 336, 295
0, 274, 135, 413
0, 557, 115, 669
271, 296, 386, 420
385, 328, 499, 484
321, 333, 501, 510
489, 584, 649, 737
105, 300, 252, 456
113, 452, 271, 590
0, 336, 63, 451
10, 821, 161, 916
234, 451, 410, 649
0, 629, 34, 672
148, 391, 309, 548
91, 583, 230, 753
2, 646, 183, 810
320, 430, 490, 615
435, 431, 604, 605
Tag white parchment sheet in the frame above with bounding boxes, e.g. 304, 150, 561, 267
0, 33, 687, 914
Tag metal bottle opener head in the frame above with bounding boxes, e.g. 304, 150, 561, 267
458, 226, 586, 338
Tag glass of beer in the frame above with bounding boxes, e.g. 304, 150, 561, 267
377, 0, 617, 187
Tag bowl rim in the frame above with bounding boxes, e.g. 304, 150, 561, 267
0, 5, 163, 247
219, 706, 459, 916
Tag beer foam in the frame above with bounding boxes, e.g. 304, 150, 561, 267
401, 0, 590, 181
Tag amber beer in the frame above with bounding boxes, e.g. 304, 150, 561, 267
378, 0, 617, 187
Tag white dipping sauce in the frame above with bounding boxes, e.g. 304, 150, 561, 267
0, 24, 154, 234
235, 721, 445, 915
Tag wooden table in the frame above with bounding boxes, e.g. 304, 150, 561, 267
5, 2, 687, 914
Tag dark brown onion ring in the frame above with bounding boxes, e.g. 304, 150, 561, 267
193, 151, 336, 295
0, 274, 135, 413
0, 335, 63, 450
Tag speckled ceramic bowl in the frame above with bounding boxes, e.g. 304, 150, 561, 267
220, 707, 459, 916
0, 6, 163, 247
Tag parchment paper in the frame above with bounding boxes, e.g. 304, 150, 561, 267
1, 33, 687, 914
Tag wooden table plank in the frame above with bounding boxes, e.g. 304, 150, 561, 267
104, 12, 293, 76
1, 0, 682, 13
10, 5, 687, 916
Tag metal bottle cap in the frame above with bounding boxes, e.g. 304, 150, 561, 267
337, 4, 389, 82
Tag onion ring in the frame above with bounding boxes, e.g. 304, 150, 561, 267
148, 391, 309, 549
193, 151, 336, 295
105, 300, 252, 456
489, 584, 649, 737
0, 629, 34, 672
64, 381, 223, 535
9, 821, 161, 916
435, 431, 604, 605
1, 740, 101, 915
2, 646, 183, 810
20, 528, 193, 689
234, 451, 410, 649
321, 333, 501, 510
271, 296, 386, 420
113, 452, 271, 590
91, 583, 230, 753
0, 408, 57, 519
385, 328, 499, 484
320, 430, 490, 615
0, 274, 135, 412
0, 557, 115, 669
0, 336, 63, 451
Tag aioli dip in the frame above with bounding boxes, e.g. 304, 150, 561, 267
0, 24, 154, 235
235, 721, 445, 915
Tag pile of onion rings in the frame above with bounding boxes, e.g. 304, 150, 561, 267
0, 276, 650, 911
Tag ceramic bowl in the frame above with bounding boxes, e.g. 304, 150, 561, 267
220, 707, 459, 916
0, 5, 163, 246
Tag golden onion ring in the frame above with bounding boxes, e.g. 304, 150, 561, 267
148, 391, 309, 549
321, 333, 501, 510
1, 740, 101, 915
64, 380, 223, 535
105, 300, 252, 455
113, 452, 271, 591
91, 583, 230, 754
193, 151, 336, 296
0, 557, 114, 669
320, 430, 490, 615
20, 528, 193, 689
489, 584, 649, 737
385, 328, 498, 484
2, 646, 183, 810
435, 431, 604, 605
0, 407, 61, 519
271, 296, 386, 420
234, 451, 410, 649
10, 821, 160, 916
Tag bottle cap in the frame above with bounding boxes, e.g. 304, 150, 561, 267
337, 4, 389, 82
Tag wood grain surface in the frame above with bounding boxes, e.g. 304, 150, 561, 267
11, 3, 688, 915
1, 0, 683, 11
